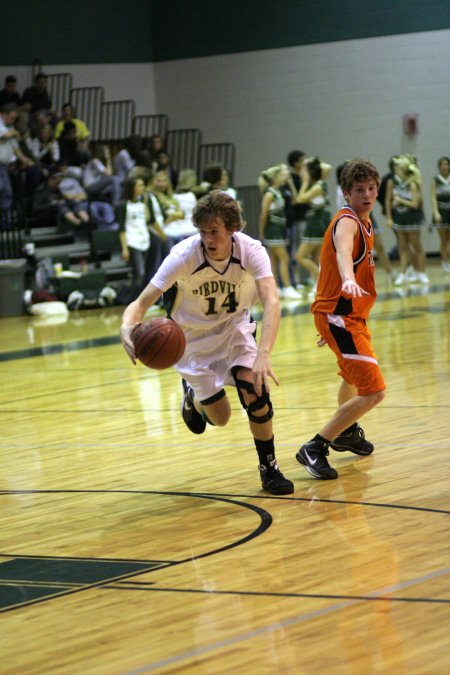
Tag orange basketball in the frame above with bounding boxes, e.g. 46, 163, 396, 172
132, 318, 186, 370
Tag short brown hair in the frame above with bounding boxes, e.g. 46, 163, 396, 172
192, 190, 242, 232
341, 159, 380, 193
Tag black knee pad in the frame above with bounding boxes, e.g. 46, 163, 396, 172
232, 371, 273, 424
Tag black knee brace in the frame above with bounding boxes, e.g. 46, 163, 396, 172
232, 372, 273, 424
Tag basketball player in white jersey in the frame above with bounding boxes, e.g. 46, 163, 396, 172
120, 190, 294, 494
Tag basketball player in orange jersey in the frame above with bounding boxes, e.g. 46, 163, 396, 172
296, 159, 386, 480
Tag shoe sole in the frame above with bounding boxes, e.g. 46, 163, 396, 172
330, 442, 373, 456
295, 451, 338, 480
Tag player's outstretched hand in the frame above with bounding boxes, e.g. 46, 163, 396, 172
120, 323, 140, 365
341, 278, 369, 298
253, 350, 279, 396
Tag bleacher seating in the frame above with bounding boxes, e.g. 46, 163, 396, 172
7, 61, 258, 305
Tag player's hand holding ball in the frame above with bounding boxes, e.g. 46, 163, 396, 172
120, 323, 141, 364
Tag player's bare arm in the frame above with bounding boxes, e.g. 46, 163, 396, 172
335, 218, 369, 297
253, 276, 281, 395
259, 191, 272, 239
120, 283, 164, 363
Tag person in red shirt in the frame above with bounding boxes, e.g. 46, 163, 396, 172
296, 159, 386, 480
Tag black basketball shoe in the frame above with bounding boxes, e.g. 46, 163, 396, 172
330, 424, 374, 456
259, 459, 295, 495
180, 379, 206, 434
296, 441, 338, 480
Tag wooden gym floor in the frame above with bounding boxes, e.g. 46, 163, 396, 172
0, 262, 449, 674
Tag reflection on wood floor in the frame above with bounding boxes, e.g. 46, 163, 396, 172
1, 262, 449, 674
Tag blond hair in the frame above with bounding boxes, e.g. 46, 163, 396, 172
258, 164, 288, 193
393, 155, 422, 186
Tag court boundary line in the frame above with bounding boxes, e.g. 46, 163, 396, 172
0, 491, 272, 613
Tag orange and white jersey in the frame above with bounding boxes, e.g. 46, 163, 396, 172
311, 206, 376, 320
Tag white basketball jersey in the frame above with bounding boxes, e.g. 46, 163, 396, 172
150, 231, 272, 333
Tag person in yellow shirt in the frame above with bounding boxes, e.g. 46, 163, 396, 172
54, 103, 90, 143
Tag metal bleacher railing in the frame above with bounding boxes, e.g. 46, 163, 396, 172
132, 114, 169, 143
70, 86, 105, 141
166, 129, 202, 177
99, 99, 135, 144
47, 73, 73, 117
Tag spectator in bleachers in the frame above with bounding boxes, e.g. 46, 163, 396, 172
57, 162, 90, 227
0, 103, 34, 209
219, 168, 237, 200
151, 169, 183, 224
0, 75, 21, 108
114, 134, 144, 185
14, 111, 44, 195
15, 112, 36, 161
20, 73, 54, 121
83, 142, 121, 206
31, 170, 64, 225
193, 162, 223, 199
155, 150, 178, 189
147, 133, 165, 171
53, 103, 90, 147
164, 168, 198, 243
57, 121, 89, 174
133, 167, 171, 282
219, 168, 245, 224
203, 162, 223, 189
28, 123, 60, 172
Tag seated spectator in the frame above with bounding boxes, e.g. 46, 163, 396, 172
147, 133, 165, 171
14, 111, 44, 197
15, 111, 35, 161
53, 103, 90, 147
195, 162, 223, 197
219, 167, 244, 214
0, 75, 21, 108
58, 121, 89, 173
20, 73, 54, 121
28, 123, 60, 172
114, 134, 144, 185
165, 168, 199, 242
83, 142, 121, 206
152, 170, 183, 223
31, 170, 64, 225
155, 150, 178, 189
58, 163, 90, 227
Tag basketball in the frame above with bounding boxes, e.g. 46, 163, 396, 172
132, 317, 186, 370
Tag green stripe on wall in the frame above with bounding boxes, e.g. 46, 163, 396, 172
2, 0, 448, 66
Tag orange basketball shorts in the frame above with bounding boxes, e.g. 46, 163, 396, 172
314, 312, 386, 396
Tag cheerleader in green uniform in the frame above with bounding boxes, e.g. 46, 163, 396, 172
294, 158, 331, 291
259, 164, 302, 299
